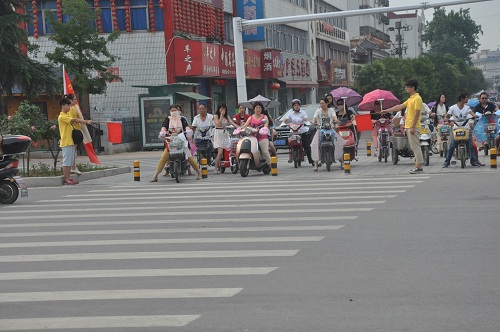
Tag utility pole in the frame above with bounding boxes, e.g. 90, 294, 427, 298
388, 21, 412, 58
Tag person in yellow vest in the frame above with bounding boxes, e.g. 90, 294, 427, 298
382, 79, 425, 174
58, 98, 93, 185
65, 94, 82, 175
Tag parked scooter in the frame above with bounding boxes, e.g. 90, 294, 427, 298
235, 120, 272, 177
194, 126, 213, 166
337, 118, 357, 162
287, 123, 305, 168
0, 135, 31, 204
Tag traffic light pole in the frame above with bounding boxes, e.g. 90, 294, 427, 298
233, 0, 492, 104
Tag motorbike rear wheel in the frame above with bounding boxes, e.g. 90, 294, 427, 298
293, 149, 299, 168
488, 138, 495, 155
0, 180, 18, 204
442, 141, 448, 157
230, 157, 238, 174
392, 146, 399, 165
422, 145, 430, 166
383, 146, 388, 163
458, 145, 466, 169
173, 162, 181, 183
239, 159, 250, 177
325, 149, 332, 172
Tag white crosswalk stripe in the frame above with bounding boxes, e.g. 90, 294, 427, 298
0, 176, 426, 330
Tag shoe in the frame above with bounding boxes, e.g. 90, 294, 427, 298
196, 171, 202, 180
71, 168, 82, 175
213, 170, 220, 175
63, 178, 78, 185
408, 167, 423, 174
288, 159, 293, 163
149, 178, 158, 183
442, 162, 449, 168
480, 162, 485, 166
471, 162, 481, 167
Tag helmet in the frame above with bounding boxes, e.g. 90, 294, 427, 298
292, 99, 301, 106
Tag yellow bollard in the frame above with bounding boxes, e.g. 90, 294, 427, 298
343, 153, 351, 174
366, 141, 371, 157
133, 160, 140, 181
271, 156, 278, 176
490, 148, 497, 169
201, 158, 208, 179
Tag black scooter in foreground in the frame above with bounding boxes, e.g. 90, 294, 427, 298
0, 135, 31, 204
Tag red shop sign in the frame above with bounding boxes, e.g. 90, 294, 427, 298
174, 39, 220, 77
219, 45, 236, 78
261, 49, 282, 78
244, 49, 262, 79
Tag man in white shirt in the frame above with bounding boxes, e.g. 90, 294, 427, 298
191, 104, 215, 164
282, 99, 313, 164
442, 92, 480, 168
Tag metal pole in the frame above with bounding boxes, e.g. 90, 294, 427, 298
233, 17, 247, 105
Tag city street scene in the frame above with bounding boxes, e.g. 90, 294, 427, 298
1, 0, 500, 330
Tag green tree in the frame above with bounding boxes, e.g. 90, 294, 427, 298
0, 101, 60, 173
0, 0, 59, 115
45, 0, 122, 119
422, 8, 482, 63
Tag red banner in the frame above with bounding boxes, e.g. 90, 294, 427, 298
219, 45, 236, 78
261, 49, 281, 78
174, 39, 220, 77
244, 49, 262, 79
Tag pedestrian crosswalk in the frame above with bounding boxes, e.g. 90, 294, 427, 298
0, 176, 430, 330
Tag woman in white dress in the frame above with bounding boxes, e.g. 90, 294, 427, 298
213, 103, 238, 174
310, 98, 338, 171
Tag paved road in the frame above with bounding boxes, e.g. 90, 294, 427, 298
2, 145, 499, 331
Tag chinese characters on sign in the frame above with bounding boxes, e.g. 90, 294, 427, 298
281, 56, 311, 79
261, 49, 282, 78
236, 0, 265, 41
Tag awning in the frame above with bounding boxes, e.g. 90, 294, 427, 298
277, 79, 319, 88
176, 92, 211, 100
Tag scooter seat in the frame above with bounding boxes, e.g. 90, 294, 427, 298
393, 132, 405, 137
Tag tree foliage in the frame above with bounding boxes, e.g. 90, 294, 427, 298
45, 0, 122, 117
422, 8, 482, 63
0, 0, 59, 115
353, 55, 486, 103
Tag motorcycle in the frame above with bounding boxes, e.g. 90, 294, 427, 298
287, 123, 305, 168
235, 120, 272, 177
480, 111, 498, 156
194, 126, 214, 166
437, 123, 451, 157
419, 116, 432, 166
166, 132, 188, 183
374, 118, 391, 163
216, 125, 239, 174
337, 119, 357, 163
452, 117, 471, 169
319, 122, 336, 172
0, 135, 31, 204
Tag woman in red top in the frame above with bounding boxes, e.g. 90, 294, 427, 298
235, 104, 250, 126
241, 102, 272, 166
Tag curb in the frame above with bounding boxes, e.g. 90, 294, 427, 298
23, 166, 131, 188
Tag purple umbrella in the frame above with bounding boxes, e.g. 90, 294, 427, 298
330, 87, 363, 107
427, 101, 436, 107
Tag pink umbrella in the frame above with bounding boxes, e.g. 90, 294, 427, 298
330, 87, 362, 107
357, 89, 400, 111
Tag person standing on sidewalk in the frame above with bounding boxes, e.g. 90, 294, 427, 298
64, 94, 83, 175
58, 98, 93, 185
382, 79, 424, 174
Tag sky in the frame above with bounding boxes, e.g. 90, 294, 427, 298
390, 0, 500, 51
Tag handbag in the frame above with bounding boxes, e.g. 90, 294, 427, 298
71, 124, 84, 144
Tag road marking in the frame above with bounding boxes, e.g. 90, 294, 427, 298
0, 225, 344, 238
0, 202, 385, 215
61, 186, 412, 197
0, 208, 373, 220
0, 250, 300, 263
0, 236, 325, 249
0, 267, 278, 280
0, 315, 200, 330
87, 182, 418, 193
0, 288, 243, 302
0, 216, 356, 228
31, 194, 397, 205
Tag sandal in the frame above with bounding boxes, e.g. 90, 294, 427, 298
149, 178, 158, 183
196, 171, 202, 180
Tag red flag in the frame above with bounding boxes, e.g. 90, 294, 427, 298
355, 114, 373, 132
63, 66, 101, 164
107, 121, 123, 144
